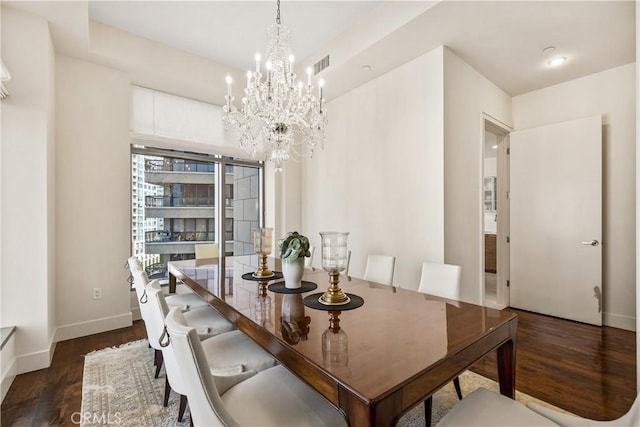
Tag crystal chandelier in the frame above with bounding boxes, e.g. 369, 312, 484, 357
222, 0, 327, 172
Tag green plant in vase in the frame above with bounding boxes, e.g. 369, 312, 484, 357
279, 232, 311, 289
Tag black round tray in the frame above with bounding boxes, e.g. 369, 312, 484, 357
267, 281, 318, 294
242, 271, 283, 282
302, 293, 364, 311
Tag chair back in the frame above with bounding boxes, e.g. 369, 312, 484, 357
127, 256, 143, 274
604, 394, 640, 426
165, 307, 234, 427
146, 282, 187, 394
304, 245, 315, 270
137, 280, 164, 350
195, 243, 219, 259
132, 269, 149, 303
625, 395, 640, 426
418, 262, 462, 300
363, 255, 396, 286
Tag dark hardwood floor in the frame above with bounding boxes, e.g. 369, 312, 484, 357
1, 321, 147, 427
472, 308, 636, 421
1, 309, 635, 426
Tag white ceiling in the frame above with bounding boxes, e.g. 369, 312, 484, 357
89, 1, 381, 72
7, 1, 635, 100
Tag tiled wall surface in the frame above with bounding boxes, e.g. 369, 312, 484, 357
233, 166, 260, 255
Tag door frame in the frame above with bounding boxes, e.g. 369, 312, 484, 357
481, 114, 512, 308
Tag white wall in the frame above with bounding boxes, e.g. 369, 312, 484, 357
513, 63, 636, 331
302, 46, 445, 288
1, 6, 57, 373
443, 47, 513, 303
636, 0, 639, 391
54, 55, 132, 340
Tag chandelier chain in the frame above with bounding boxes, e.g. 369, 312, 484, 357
276, 0, 281, 25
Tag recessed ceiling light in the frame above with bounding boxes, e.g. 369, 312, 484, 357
492, 145, 498, 149
362, 65, 372, 71
548, 57, 567, 67
543, 46, 555, 54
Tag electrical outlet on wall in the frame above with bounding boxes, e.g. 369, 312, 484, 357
93, 288, 102, 300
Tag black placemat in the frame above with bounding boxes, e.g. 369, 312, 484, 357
302, 293, 365, 311
267, 281, 318, 294
241, 271, 283, 281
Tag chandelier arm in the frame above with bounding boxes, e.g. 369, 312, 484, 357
222, 0, 326, 171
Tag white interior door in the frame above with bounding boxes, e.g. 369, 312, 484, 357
510, 116, 602, 325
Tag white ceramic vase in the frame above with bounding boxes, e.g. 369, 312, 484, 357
282, 258, 304, 289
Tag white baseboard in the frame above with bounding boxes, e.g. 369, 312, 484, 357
55, 312, 133, 342
16, 345, 53, 375
1, 331, 17, 402
131, 306, 141, 321
603, 311, 636, 331
1, 357, 16, 402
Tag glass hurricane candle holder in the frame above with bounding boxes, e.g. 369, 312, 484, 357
318, 232, 350, 305
252, 227, 274, 278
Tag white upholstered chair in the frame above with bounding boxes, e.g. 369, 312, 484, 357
418, 261, 463, 423
304, 245, 316, 271
363, 254, 396, 286
195, 243, 219, 259
132, 267, 208, 311
527, 395, 640, 427
418, 262, 462, 298
437, 385, 640, 427
436, 387, 560, 426
145, 282, 274, 421
165, 307, 348, 427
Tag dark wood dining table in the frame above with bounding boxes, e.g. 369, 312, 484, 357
168, 255, 517, 427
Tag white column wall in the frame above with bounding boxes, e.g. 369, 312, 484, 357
513, 63, 636, 331
302, 46, 445, 288
0, 6, 56, 373
54, 56, 132, 340
443, 47, 513, 304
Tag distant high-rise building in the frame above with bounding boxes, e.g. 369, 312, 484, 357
131, 151, 261, 281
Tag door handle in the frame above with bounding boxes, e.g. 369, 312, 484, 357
581, 240, 599, 246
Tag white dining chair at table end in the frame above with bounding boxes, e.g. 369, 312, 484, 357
527, 394, 640, 427
436, 387, 560, 426
195, 243, 219, 259
418, 261, 464, 424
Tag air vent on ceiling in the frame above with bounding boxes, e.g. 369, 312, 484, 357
313, 55, 330, 75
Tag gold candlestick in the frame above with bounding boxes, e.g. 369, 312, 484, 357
252, 227, 275, 279
328, 311, 342, 332
319, 271, 351, 306
258, 280, 269, 297
253, 253, 274, 279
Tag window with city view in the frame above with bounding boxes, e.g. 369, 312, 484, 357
131, 149, 262, 282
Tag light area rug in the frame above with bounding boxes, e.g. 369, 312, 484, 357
81, 339, 567, 427
81, 340, 190, 427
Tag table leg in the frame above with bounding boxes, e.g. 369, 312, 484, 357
497, 317, 517, 398
169, 272, 176, 294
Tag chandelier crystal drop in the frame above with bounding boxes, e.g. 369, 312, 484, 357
222, 0, 327, 172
